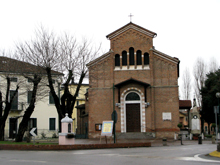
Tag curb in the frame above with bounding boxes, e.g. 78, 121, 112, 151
209, 151, 220, 158
0, 142, 151, 150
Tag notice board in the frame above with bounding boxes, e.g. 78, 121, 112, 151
101, 121, 113, 136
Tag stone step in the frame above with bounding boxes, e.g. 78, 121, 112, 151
116, 132, 155, 139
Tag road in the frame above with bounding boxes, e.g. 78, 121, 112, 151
0, 144, 220, 165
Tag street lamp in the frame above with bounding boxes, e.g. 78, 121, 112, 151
216, 92, 220, 136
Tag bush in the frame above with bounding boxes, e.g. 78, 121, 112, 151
41, 132, 46, 139
52, 133, 58, 138
177, 123, 182, 129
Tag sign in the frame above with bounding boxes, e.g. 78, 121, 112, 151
101, 121, 113, 136
162, 112, 172, 121
192, 118, 200, 130
214, 106, 219, 114
30, 127, 37, 137
111, 110, 117, 123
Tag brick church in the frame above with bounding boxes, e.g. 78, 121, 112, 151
79, 22, 180, 138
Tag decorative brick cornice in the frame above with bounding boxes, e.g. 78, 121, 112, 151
106, 22, 157, 40
150, 48, 179, 64
87, 51, 113, 68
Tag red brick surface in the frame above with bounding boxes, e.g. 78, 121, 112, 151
0, 142, 151, 150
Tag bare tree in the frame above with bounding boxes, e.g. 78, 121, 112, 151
181, 67, 191, 100
15, 26, 101, 126
193, 57, 207, 107
209, 57, 219, 73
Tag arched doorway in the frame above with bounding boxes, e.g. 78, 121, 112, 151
125, 92, 141, 132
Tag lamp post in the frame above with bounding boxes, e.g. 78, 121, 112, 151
216, 92, 220, 138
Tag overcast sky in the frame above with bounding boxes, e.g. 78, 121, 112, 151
1, 0, 220, 99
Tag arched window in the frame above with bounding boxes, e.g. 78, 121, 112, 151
68, 123, 71, 133
144, 52, 149, 65
115, 54, 120, 66
126, 92, 140, 101
136, 50, 142, 65
129, 47, 134, 65
122, 51, 127, 66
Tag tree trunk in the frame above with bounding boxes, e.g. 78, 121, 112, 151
0, 120, 5, 141
15, 75, 40, 142
208, 122, 210, 135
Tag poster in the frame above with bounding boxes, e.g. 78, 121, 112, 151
101, 121, 113, 136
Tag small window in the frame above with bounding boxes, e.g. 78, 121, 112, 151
27, 91, 33, 103
136, 50, 142, 65
49, 92, 55, 104
126, 92, 140, 101
49, 118, 56, 130
122, 51, 127, 66
68, 123, 71, 133
10, 77, 17, 82
129, 47, 134, 65
10, 90, 18, 110
52, 79, 55, 84
144, 52, 149, 65
27, 78, 33, 83
115, 54, 120, 66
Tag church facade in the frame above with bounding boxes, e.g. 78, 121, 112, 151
86, 22, 180, 138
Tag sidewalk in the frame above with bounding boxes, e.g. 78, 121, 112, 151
1, 138, 220, 158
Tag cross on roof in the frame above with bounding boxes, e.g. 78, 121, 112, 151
128, 13, 133, 22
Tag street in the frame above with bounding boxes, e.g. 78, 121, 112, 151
0, 144, 219, 165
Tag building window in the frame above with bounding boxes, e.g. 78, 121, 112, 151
29, 118, 37, 128
126, 92, 140, 101
49, 92, 55, 104
27, 91, 32, 103
115, 54, 120, 66
122, 51, 127, 66
10, 90, 18, 110
27, 78, 33, 83
144, 52, 149, 65
49, 118, 56, 130
136, 50, 142, 65
10, 77, 17, 82
129, 47, 134, 65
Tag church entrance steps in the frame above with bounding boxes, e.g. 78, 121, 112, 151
116, 132, 155, 139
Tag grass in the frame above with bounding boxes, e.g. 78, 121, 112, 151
0, 141, 58, 145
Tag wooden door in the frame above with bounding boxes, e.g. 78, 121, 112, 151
126, 103, 140, 132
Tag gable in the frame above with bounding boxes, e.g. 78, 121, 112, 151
106, 22, 157, 40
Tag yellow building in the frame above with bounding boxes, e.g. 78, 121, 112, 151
68, 83, 89, 132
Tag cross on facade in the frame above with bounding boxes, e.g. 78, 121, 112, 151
128, 13, 133, 22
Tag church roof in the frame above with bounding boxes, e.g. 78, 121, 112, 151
87, 51, 112, 67
179, 100, 192, 109
115, 78, 150, 88
106, 22, 157, 40
150, 48, 180, 64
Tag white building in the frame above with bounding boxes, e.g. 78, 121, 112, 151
0, 56, 63, 139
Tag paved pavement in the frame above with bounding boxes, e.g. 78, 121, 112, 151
7, 137, 220, 158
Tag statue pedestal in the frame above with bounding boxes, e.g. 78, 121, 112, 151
59, 133, 75, 145
59, 114, 75, 145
